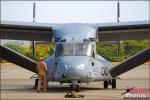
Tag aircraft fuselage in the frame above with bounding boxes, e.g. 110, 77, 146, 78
46, 24, 112, 84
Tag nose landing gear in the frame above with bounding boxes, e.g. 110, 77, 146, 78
69, 84, 80, 92
65, 80, 84, 98
69, 80, 80, 92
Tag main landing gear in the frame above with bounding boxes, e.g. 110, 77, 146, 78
104, 79, 116, 89
34, 79, 38, 89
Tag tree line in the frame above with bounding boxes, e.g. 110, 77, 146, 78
2, 40, 150, 62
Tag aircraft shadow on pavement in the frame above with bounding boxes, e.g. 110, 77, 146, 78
1, 85, 125, 93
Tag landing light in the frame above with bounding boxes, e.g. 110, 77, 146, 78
78, 64, 85, 70
64, 64, 70, 70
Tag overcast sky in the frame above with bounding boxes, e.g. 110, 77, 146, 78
1, 1, 150, 23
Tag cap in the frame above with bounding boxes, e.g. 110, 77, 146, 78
40, 56, 45, 61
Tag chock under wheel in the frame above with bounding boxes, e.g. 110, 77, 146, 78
64, 91, 84, 98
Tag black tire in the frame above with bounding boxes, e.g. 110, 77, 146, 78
104, 81, 108, 89
111, 79, 116, 89
75, 85, 80, 92
34, 79, 38, 89
69, 85, 75, 91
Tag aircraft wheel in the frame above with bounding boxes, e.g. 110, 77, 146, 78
75, 85, 80, 92
111, 79, 116, 89
104, 81, 108, 89
34, 79, 38, 89
69, 84, 75, 91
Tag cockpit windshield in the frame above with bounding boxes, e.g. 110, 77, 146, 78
55, 43, 93, 57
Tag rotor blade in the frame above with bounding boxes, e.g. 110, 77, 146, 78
33, 2, 36, 23
97, 21, 150, 41
110, 47, 150, 77
0, 45, 37, 73
117, 1, 120, 22
0, 22, 53, 41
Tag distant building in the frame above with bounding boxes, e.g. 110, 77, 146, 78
1, 40, 31, 48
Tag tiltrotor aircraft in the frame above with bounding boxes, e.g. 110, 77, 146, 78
0, 20, 150, 92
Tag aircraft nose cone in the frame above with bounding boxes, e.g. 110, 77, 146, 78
67, 63, 87, 79
58, 56, 92, 80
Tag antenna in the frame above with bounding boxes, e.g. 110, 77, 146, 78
117, 0, 120, 22
32, 2, 36, 58
33, 2, 36, 23
116, 0, 120, 56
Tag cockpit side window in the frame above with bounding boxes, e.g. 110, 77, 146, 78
92, 45, 95, 58
55, 44, 63, 57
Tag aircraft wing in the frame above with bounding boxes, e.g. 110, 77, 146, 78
0, 21, 53, 41
1, 20, 149, 42
97, 20, 150, 41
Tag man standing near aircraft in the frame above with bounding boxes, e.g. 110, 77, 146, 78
36, 56, 48, 93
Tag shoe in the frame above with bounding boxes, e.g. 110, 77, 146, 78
43, 90, 47, 93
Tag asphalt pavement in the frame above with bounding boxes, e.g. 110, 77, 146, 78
0, 63, 149, 100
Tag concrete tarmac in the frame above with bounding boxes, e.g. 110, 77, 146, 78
0, 63, 149, 100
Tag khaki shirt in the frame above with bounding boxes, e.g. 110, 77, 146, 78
36, 61, 48, 76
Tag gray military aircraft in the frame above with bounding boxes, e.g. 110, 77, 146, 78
0, 20, 150, 92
